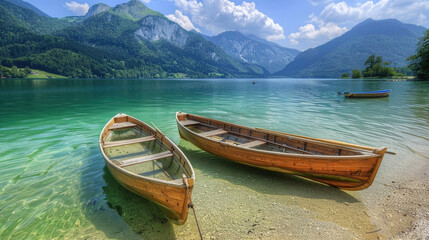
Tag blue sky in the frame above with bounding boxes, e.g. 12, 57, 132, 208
25, 0, 429, 50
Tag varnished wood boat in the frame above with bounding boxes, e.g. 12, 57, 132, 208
100, 113, 195, 225
176, 112, 388, 191
344, 89, 391, 98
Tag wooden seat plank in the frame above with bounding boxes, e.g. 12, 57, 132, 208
180, 120, 200, 126
139, 168, 164, 177
103, 135, 156, 148
119, 151, 173, 167
200, 129, 228, 137
109, 122, 137, 130
240, 140, 266, 148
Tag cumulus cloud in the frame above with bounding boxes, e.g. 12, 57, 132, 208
289, 22, 347, 45
166, 10, 201, 32
290, 0, 429, 46
173, 0, 285, 41
65, 1, 89, 16
313, 0, 429, 26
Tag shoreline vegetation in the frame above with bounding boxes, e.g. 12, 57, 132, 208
26, 70, 66, 79
340, 54, 414, 79
2, 48, 426, 80
0, 62, 420, 80
0, 66, 66, 79
340, 76, 416, 80
0, 59, 422, 80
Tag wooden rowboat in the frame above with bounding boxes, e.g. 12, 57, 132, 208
343, 89, 391, 98
176, 112, 388, 191
100, 113, 195, 225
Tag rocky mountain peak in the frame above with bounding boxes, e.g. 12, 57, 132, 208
135, 16, 189, 48
84, 3, 111, 19
207, 31, 299, 73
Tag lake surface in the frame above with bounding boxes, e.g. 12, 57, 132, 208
1, 78, 428, 239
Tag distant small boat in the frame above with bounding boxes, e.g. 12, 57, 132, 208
100, 113, 195, 225
343, 89, 391, 98
176, 112, 389, 191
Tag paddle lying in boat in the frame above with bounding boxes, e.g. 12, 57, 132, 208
176, 112, 389, 191
342, 89, 391, 98
100, 113, 195, 225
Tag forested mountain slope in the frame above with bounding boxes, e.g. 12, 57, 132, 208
275, 19, 426, 78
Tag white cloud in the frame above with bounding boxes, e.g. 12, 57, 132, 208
290, 0, 429, 47
140, 0, 151, 3
313, 0, 429, 26
288, 22, 347, 45
166, 10, 201, 32
65, 1, 89, 16
173, 0, 285, 41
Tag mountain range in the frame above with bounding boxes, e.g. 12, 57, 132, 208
0, 0, 267, 78
205, 31, 299, 73
0, 0, 427, 78
275, 19, 426, 77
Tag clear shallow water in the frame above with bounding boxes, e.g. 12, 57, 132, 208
0, 78, 428, 239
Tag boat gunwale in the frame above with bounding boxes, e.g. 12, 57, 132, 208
176, 112, 383, 159
344, 89, 391, 94
100, 113, 195, 188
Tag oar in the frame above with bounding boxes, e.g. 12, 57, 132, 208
254, 127, 397, 155
150, 121, 165, 137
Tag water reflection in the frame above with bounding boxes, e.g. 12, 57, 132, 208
102, 167, 176, 239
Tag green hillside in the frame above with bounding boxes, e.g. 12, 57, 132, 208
4, 0, 49, 17
0, 0, 74, 34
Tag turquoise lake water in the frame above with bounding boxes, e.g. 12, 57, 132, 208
0, 78, 428, 239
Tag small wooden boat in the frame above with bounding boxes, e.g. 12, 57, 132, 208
343, 89, 391, 98
176, 112, 389, 191
100, 113, 195, 225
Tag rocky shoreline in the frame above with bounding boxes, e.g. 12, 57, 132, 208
373, 178, 429, 239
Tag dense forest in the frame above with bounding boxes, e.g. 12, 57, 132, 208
0, 0, 266, 78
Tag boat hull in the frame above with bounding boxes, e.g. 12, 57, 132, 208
344, 90, 391, 98
104, 161, 189, 224
177, 112, 386, 191
100, 114, 194, 225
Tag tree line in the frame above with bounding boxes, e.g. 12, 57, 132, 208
0, 65, 30, 78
